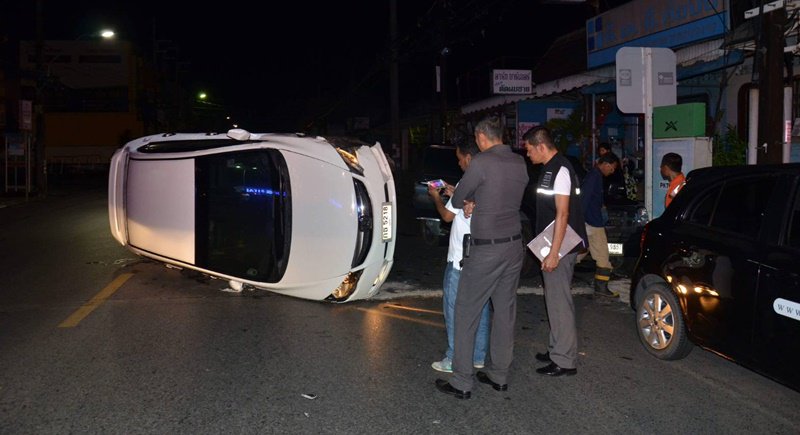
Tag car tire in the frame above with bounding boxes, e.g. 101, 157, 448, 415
635, 283, 693, 360
609, 256, 626, 270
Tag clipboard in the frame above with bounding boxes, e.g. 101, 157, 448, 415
527, 220, 583, 262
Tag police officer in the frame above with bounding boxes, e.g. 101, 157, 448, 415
523, 126, 587, 377
434, 115, 528, 399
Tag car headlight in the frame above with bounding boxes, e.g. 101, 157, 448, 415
326, 270, 364, 302
336, 147, 364, 175
634, 206, 649, 225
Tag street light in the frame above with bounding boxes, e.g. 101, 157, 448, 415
43, 29, 116, 76
34, 27, 116, 196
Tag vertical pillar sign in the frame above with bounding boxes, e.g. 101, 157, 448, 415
615, 47, 676, 220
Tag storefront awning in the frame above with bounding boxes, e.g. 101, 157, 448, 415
580, 41, 745, 95
460, 38, 744, 113
460, 94, 534, 115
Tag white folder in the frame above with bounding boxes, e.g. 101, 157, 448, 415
526, 220, 584, 262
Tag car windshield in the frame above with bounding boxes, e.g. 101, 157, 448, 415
195, 149, 291, 283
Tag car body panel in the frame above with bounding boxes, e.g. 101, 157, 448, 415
108, 130, 396, 302
127, 158, 196, 264
631, 163, 800, 392
280, 150, 357, 284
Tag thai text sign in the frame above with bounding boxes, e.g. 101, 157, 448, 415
492, 69, 532, 95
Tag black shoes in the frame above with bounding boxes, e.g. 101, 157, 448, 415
435, 379, 471, 399
476, 371, 508, 391
536, 362, 577, 377
535, 351, 551, 363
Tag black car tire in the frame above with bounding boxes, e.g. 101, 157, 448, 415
609, 256, 626, 270
635, 283, 693, 360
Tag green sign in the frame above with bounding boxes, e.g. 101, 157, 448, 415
653, 103, 706, 139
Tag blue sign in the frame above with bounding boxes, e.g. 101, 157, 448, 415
586, 0, 728, 69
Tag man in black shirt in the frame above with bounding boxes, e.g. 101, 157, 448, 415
523, 126, 587, 377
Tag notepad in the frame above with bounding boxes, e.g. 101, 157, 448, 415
527, 220, 584, 262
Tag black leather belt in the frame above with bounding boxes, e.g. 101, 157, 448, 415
472, 234, 522, 245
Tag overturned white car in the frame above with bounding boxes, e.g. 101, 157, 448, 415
108, 129, 396, 302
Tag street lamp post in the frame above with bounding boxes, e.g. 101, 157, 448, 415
33, 28, 115, 196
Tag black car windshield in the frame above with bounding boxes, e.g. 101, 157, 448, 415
195, 149, 291, 283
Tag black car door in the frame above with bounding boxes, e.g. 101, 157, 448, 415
668, 175, 778, 359
752, 175, 800, 391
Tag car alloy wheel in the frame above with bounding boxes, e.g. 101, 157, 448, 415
636, 283, 692, 360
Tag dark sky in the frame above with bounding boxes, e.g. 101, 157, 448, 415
5, 0, 613, 130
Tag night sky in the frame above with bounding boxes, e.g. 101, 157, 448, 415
5, 1, 621, 131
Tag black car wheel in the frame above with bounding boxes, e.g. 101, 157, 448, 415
636, 283, 692, 360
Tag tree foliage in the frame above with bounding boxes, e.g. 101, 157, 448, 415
713, 124, 747, 166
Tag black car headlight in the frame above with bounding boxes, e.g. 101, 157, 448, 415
634, 206, 649, 225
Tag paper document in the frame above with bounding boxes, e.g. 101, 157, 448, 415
527, 220, 584, 262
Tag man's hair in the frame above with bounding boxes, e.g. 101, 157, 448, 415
661, 152, 682, 172
522, 126, 555, 150
597, 152, 619, 166
474, 115, 503, 142
598, 142, 612, 152
456, 140, 480, 157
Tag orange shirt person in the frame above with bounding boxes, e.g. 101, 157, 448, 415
660, 152, 685, 208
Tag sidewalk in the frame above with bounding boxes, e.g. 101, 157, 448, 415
0, 191, 39, 209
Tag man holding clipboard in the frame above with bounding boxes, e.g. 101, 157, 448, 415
522, 126, 588, 377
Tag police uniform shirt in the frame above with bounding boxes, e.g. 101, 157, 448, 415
450, 144, 528, 240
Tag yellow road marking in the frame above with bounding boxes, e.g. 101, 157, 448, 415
382, 303, 443, 316
356, 307, 444, 328
58, 273, 134, 328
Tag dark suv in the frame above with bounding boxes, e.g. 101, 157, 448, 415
631, 163, 800, 392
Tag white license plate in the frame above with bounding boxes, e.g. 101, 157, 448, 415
608, 243, 623, 255
381, 203, 393, 241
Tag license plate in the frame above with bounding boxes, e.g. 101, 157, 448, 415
381, 203, 393, 241
608, 243, 623, 255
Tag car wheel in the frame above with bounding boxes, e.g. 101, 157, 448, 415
610, 256, 626, 270
635, 283, 692, 360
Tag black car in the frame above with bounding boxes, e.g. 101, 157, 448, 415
411, 145, 463, 246
631, 163, 800, 392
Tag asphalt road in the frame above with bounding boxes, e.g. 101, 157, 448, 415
0, 186, 798, 434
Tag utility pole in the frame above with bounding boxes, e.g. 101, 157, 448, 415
754, 1, 788, 164
33, 0, 45, 195
389, 0, 400, 165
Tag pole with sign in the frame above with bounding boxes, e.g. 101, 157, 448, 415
615, 47, 676, 219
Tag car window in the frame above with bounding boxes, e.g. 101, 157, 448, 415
686, 185, 721, 226
708, 176, 776, 239
195, 149, 290, 283
787, 185, 800, 249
